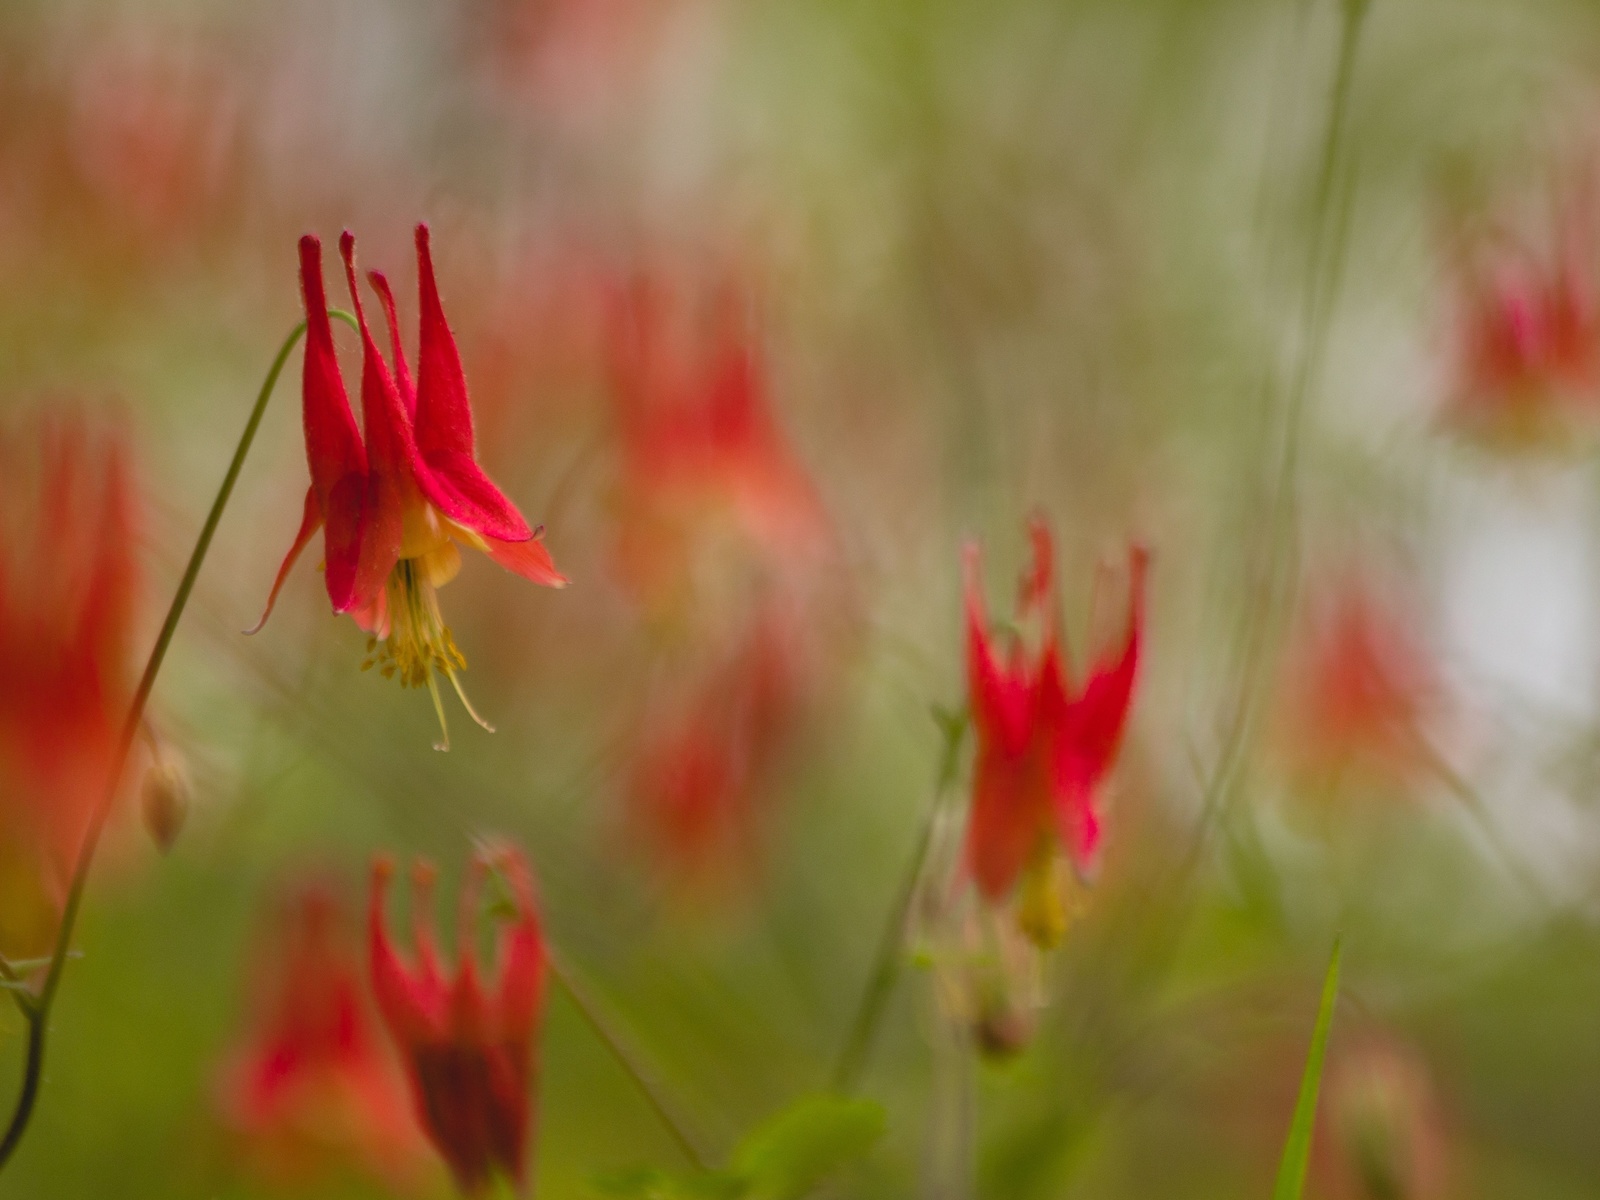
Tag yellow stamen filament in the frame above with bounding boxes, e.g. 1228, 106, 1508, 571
1016, 841, 1069, 951
362, 557, 494, 751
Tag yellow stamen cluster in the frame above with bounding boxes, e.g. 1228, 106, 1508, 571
362, 559, 466, 688
1015, 841, 1072, 951
361, 557, 493, 751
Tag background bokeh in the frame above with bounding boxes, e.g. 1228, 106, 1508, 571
3, 0, 1600, 1196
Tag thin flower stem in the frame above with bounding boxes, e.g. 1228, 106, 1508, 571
0, 309, 360, 1174
832, 709, 968, 1094
545, 947, 712, 1172
1182, 0, 1374, 869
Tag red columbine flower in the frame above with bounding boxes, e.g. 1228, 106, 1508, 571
1443, 188, 1600, 450
606, 274, 833, 628
369, 845, 546, 1196
1278, 575, 1433, 793
251, 225, 567, 748
964, 518, 1146, 947
0, 417, 138, 959
217, 882, 424, 1189
629, 610, 803, 878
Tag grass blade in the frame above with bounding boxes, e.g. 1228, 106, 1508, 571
1272, 936, 1343, 1200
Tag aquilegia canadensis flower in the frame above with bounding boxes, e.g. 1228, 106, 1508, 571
369, 844, 545, 1195
964, 517, 1146, 948
250, 225, 566, 748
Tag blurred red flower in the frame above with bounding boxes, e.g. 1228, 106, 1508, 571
1443, 186, 1600, 450
216, 882, 424, 1188
0, 418, 138, 960
369, 844, 546, 1196
605, 273, 835, 631
1277, 576, 1433, 792
964, 518, 1146, 946
629, 609, 807, 876
251, 225, 566, 747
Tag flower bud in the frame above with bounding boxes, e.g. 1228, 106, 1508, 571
140, 755, 190, 854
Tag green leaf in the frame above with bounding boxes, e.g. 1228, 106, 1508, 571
591, 1165, 744, 1200
732, 1095, 886, 1200
1272, 936, 1344, 1200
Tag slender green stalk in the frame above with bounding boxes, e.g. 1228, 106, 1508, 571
0, 311, 359, 1173
832, 710, 967, 1094
546, 948, 712, 1171
1272, 936, 1344, 1200
1182, 0, 1375, 869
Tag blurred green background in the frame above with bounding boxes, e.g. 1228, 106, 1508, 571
3, 0, 1600, 1196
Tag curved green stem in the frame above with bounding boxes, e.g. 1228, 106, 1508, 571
832, 708, 968, 1094
0, 310, 358, 1174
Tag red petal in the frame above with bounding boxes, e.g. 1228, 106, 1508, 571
482, 529, 567, 587
298, 236, 366, 486
413, 223, 476, 463
1072, 545, 1148, 779
340, 232, 417, 610
323, 473, 368, 615
412, 225, 533, 543
964, 542, 1030, 756
245, 485, 322, 634
966, 744, 1046, 901
368, 858, 445, 1045
368, 269, 417, 419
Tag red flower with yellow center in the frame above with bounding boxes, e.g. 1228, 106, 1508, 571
251, 225, 566, 748
369, 845, 545, 1196
964, 519, 1146, 947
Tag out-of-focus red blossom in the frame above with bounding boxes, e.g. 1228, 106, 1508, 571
63, 33, 242, 245
370, 844, 546, 1196
629, 610, 808, 876
1443, 188, 1600, 450
217, 883, 424, 1189
1324, 1040, 1449, 1200
605, 273, 836, 629
964, 518, 1147, 942
0, 418, 138, 959
1278, 577, 1433, 790
252, 225, 566, 747
472, 0, 681, 127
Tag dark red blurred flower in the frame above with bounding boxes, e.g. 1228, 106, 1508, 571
0, 417, 137, 959
964, 518, 1146, 945
629, 610, 805, 876
1278, 577, 1433, 791
1443, 191, 1600, 449
369, 844, 546, 1196
251, 225, 566, 748
605, 273, 835, 629
217, 883, 424, 1188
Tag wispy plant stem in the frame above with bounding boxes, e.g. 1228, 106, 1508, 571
0, 311, 360, 1174
832, 710, 968, 1094
546, 948, 712, 1171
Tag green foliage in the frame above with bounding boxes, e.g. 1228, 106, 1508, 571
1272, 937, 1344, 1200
597, 1096, 885, 1200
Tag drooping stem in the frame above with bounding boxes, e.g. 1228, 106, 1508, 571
0, 310, 360, 1174
832, 709, 968, 1094
546, 947, 712, 1171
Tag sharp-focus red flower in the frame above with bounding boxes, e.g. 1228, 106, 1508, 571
1443, 191, 1600, 449
251, 225, 567, 748
1278, 577, 1432, 790
0, 417, 137, 959
606, 274, 834, 628
369, 844, 546, 1196
964, 518, 1146, 942
217, 883, 424, 1188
